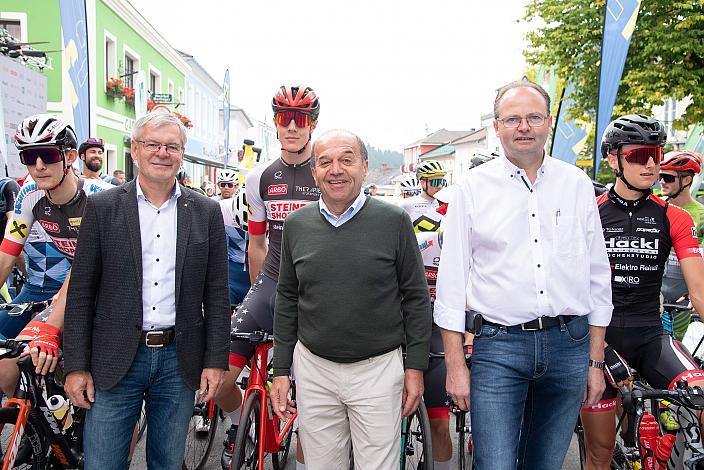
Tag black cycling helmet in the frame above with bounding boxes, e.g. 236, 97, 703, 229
601, 114, 666, 193
78, 137, 105, 157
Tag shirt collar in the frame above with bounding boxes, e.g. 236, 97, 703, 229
136, 176, 181, 204
319, 190, 366, 220
501, 150, 549, 182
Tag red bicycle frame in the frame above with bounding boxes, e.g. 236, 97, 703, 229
241, 341, 297, 470
1, 398, 32, 470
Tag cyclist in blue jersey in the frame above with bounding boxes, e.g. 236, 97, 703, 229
217, 168, 250, 305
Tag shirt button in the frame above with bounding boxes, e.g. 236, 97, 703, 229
152, 306, 156, 311
531, 213, 536, 217
157, 210, 160, 214
154, 282, 158, 286
534, 239, 538, 243
537, 264, 541, 268
156, 258, 160, 262
530, 189, 533, 193
540, 290, 544, 294
157, 234, 160, 238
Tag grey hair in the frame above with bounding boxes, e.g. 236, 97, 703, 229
311, 129, 368, 166
131, 108, 187, 147
494, 80, 551, 118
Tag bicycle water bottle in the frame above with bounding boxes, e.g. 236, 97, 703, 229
46, 395, 73, 431
639, 411, 660, 470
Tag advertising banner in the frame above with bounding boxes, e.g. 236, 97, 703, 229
551, 82, 589, 165
59, 0, 90, 143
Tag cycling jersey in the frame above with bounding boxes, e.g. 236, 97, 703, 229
399, 195, 441, 232
664, 198, 704, 280
0, 177, 113, 261
24, 223, 69, 292
219, 194, 250, 305
597, 189, 700, 327
245, 157, 320, 280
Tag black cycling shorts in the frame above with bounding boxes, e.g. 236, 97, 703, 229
229, 273, 276, 368
423, 323, 451, 418
583, 325, 704, 413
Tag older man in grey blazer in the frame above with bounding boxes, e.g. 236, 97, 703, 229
63, 109, 230, 469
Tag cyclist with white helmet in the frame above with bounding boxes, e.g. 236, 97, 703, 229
0, 114, 111, 393
218, 183, 250, 305
398, 173, 421, 199
401, 160, 447, 232
214, 167, 239, 201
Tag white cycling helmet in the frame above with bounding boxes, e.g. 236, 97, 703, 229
399, 174, 421, 193
218, 167, 239, 184
14, 114, 78, 150
233, 187, 249, 231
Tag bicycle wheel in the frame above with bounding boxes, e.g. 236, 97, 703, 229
271, 384, 295, 470
0, 407, 46, 469
457, 411, 472, 470
231, 392, 261, 470
400, 400, 433, 469
182, 400, 220, 470
136, 400, 147, 442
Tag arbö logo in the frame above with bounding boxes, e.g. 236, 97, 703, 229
267, 184, 288, 196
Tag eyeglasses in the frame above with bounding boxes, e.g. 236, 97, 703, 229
84, 137, 104, 145
496, 114, 548, 128
19, 146, 65, 166
619, 146, 663, 166
219, 182, 236, 188
427, 178, 447, 188
659, 173, 677, 184
274, 110, 311, 128
136, 140, 183, 155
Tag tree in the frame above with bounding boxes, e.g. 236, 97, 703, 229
524, 0, 704, 129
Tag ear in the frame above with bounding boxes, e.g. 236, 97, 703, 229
310, 120, 318, 133
66, 149, 79, 165
606, 153, 619, 171
493, 119, 499, 136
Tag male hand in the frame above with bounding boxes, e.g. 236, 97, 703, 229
17, 320, 60, 375
584, 366, 606, 408
402, 369, 424, 417
446, 361, 471, 411
270, 376, 296, 422
199, 368, 225, 402
65, 370, 95, 409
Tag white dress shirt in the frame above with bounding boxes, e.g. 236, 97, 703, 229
137, 177, 180, 330
434, 154, 613, 332
318, 191, 367, 227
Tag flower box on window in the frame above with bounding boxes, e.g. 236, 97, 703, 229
106, 77, 124, 98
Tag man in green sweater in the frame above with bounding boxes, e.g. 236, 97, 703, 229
271, 130, 431, 470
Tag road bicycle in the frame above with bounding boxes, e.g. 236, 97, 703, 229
230, 331, 295, 470
181, 393, 223, 470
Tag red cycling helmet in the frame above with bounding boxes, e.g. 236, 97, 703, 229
272, 85, 320, 121
660, 150, 702, 174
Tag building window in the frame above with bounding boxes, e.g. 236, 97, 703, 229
149, 70, 160, 96
0, 19, 21, 39
124, 54, 135, 89
168, 80, 174, 100
105, 35, 116, 83
105, 147, 117, 174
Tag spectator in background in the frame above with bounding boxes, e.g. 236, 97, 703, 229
113, 170, 126, 185
0, 175, 20, 302
78, 138, 120, 185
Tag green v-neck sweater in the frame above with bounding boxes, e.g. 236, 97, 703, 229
272, 196, 431, 376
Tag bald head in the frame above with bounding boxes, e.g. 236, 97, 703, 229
311, 129, 368, 167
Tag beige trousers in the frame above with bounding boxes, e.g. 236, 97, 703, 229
293, 341, 404, 470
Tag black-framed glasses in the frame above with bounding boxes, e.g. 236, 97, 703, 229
219, 182, 236, 188
136, 140, 183, 155
496, 114, 547, 128
659, 173, 677, 184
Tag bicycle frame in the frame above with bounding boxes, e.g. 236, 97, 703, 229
1, 351, 83, 469
241, 341, 297, 470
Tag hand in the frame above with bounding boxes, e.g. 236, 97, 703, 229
65, 370, 95, 409
446, 361, 471, 411
17, 320, 60, 375
584, 366, 606, 408
402, 369, 424, 417
199, 368, 225, 402
270, 376, 296, 422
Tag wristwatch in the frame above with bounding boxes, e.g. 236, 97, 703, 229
589, 359, 605, 370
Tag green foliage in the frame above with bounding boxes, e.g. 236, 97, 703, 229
365, 143, 403, 170
524, 0, 704, 129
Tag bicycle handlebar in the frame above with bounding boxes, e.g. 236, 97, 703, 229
230, 330, 273, 343
621, 384, 704, 413
0, 338, 29, 359
0, 301, 50, 317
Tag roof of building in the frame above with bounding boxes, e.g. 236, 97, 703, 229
419, 143, 455, 160
451, 127, 487, 145
405, 128, 475, 148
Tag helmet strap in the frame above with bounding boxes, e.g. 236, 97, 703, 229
616, 155, 651, 194
668, 174, 692, 200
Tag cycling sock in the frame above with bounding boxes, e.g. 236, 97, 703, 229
434, 460, 451, 470
228, 408, 241, 426
295, 462, 305, 470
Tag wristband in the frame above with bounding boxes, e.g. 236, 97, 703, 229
18, 320, 61, 340
589, 359, 605, 370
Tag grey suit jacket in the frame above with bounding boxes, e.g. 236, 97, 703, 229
63, 180, 230, 391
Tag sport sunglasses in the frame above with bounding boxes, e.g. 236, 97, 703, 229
19, 147, 66, 166
427, 178, 447, 188
659, 173, 677, 184
619, 146, 663, 166
274, 110, 311, 128
218, 182, 236, 188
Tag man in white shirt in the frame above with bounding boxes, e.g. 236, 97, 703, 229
435, 81, 612, 470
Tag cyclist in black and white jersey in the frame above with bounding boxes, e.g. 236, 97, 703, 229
0, 114, 111, 396
216, 85, 320, 469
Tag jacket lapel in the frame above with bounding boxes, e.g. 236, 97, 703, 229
175, 190, 194, 304
121, 181, 143, 289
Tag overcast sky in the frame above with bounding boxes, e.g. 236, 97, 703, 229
129, 0, 530, 151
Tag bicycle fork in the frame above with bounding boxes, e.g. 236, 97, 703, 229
1, 398, 31, 470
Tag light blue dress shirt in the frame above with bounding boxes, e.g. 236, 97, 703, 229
318, 191, 367, 227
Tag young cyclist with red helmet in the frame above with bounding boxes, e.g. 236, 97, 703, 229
215, 85, 320, 469
581, 115, 704, 469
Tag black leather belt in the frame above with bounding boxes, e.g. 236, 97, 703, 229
483, 315, 578, 332
139, 328, 175, 347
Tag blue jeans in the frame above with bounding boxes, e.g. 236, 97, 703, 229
470, 315, 590, 470
0, 283, 58, 340
84, 343, 194, 470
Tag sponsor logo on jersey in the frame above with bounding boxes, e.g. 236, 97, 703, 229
8, 220, 28, 241
266, 200, 313, 221
295, 185, 321, 197
692, 227, 697, 238
274, 171, 283, 180
53, 238, 77, 258
13, 183, 38, 214
604, 237, 659, 256
39, 220, 60, 233
636, 216, 657, 225
44, 206, 51, 216
413, 215, 441, 233
418, 239, 434, 252
267, 184, 288, 196
68, 217, 82, 227
614, 275, 640, 285
635, 227, 659, 234
604, 227, 624, 233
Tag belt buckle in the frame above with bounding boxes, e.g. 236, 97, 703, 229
145, 331, 165, 348
521, 317, 543, 331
